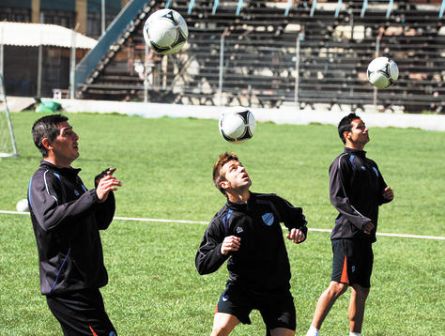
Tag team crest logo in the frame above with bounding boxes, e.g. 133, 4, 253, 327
261, 212, 274, 226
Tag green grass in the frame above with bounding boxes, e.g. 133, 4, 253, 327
1, 112, 444, 335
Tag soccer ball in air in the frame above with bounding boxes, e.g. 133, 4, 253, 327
143, 9, 188, 55
16, 198, 29, 212
367, 56, 399, 89
219, 107, 256, 143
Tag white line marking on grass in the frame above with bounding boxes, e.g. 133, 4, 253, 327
114, 216, 208, 225
1, 210, 444, 241
1, 210, 28, 215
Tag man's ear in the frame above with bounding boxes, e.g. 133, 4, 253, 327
218, 180, 230, 191
41, 138, 52, 151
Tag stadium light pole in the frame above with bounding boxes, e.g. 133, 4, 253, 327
69, 23, 79, 99
37, 13, 44, 98
144, 43, 149, 103
218, 31, 226, 106
373, 33, 382, 109
101, 0, 106, 36
295, 32, 303, 108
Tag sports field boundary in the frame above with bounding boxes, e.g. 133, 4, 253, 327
57, 99, 445, 132
1, 210, 444, 241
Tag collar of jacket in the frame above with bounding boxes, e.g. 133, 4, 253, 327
40, 160, 81, 177
344, 147, 367, 157
226, 192, 257, 212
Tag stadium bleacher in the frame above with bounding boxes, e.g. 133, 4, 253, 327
77, 0, 445, 113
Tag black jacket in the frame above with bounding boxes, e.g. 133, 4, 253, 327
28, 161, 115, 295
329, 148, 391, 242
195, 192, 307, 291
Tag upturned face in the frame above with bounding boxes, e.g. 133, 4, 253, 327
347, 118, 369, 147
219, 159, 252, 192
49, 121, 80, 166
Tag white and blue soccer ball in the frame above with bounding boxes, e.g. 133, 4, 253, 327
219, 107, 256, 143
367, 56, 399, 89
143, 9, 188, 55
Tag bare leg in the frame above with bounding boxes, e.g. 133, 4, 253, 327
349, 285, 370, 333
210, 313, 240, 336
310, 281, 349, 330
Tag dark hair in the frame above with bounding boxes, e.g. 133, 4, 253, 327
32, 114, 68, 157
338, 113, 361, 144
212, 152, 240, 195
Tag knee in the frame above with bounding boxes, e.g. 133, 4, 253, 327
359, 287, 370, 299
327, 282, 348, 297
211, 325, 231, 336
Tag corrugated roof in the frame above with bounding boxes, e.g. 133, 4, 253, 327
0, 22, 97, 49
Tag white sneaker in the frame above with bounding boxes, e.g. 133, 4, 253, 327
306, 326, 319, 336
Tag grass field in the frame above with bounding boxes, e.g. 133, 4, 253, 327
1, 112, 444, 335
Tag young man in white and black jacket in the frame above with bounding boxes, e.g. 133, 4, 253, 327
196, 152, 308, 336
28, 114, 122, 336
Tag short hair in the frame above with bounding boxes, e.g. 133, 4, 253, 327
32, 114, 68, 157
212, 152, 240, 195
338, 113, 361, 144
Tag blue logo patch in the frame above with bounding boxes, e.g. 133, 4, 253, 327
262, 212, 274, 226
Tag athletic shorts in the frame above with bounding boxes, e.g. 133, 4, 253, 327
215, 283, 296, 331
46, 288, 117, 336
331, 239, 374, 288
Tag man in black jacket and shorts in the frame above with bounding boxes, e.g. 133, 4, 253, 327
28, 114, 122, 335
196, 152, 308, 336
306, 113, 394, 336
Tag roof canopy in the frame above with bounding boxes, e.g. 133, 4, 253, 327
0, 22, 97, 49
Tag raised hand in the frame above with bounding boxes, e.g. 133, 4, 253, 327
96, 168, 122, 203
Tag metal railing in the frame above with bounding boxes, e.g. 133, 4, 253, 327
75, 0, 150, 92
77, 0, 445, 113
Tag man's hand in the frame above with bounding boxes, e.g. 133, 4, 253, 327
287, 228, 306, 244
95, 167, 116, 186
221, 235, 241, 255
96, 168, 122, 203
363, 222, 375, 235
383, 186, 394, 201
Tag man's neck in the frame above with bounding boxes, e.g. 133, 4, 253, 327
345, 143, 365, 151
43, 156, 71, 169
227, 189, 250, 204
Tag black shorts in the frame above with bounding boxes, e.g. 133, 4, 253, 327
215, 283, 296, 331
46, 288, 117, 336
331, 239, 374, 288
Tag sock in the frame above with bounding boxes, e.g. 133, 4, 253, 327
349, 332, 361, 336
306, 325, 319, 336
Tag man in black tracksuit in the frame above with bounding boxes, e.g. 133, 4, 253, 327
28, 114, 122, 336
196, 152, 308, 336
306, 113, 394, 336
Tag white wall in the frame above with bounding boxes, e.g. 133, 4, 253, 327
60, 99, 445, 132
